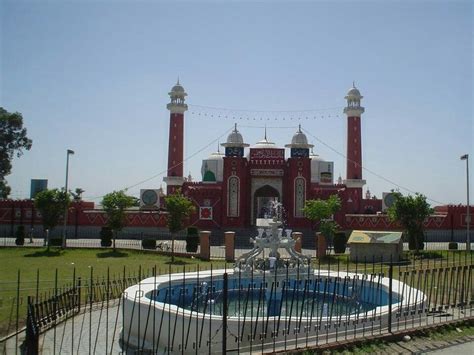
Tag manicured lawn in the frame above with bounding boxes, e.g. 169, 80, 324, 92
0, 247, 228, 337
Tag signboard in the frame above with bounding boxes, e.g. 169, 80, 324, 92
250, 169, 284, 177
30, 179, 48, 199
319, 162, 333, 185
250, 149, 284, 161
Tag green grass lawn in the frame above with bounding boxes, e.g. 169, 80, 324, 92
0, 247, 228, 337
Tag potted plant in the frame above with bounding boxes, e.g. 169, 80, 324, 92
186, 226, 199, 253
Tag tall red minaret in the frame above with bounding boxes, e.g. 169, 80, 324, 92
344, 83, 366, 211
163, 80, 187, 195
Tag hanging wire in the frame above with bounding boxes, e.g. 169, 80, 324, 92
301, 128, 447, 205
85, 126, 234, 201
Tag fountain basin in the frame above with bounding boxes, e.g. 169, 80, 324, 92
121, 269, 425, 353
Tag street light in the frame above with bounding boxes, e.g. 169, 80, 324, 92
62, 149, 74, 248
460, 154, 470, 252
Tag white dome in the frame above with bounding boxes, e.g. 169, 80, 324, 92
285, 125, 314, 148
227, 130, 244, 144
221, 124, 249, 147
252, 138, 279, 149
310, 153, 325, 162
345, 83, 362, 98
208, 151, 224, 160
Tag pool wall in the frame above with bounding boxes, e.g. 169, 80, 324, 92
121, 269, 425, 353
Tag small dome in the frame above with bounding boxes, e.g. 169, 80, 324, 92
227, 130, 244, 145
285, 125, 314, 149
208, 151, 224, 160
291, 126, 308, 145
310, 149, 325, 161
253, 138, 277, 149
221, 124, 249, 147
345, 83, 362, 98
171, 84, 185, 93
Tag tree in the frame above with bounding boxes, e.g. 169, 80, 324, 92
101, 190, 138, 251
164, 190, 196, 262
302, 194, 342, 239
70, 188, 84, 202
34, 189, 71, 249
387, 192, 433, 253
0, 108, 33, 198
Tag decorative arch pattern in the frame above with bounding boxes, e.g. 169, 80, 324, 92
228, 176, 240, 217
294, 177, 306, 218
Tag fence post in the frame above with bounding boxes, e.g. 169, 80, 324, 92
77, 277, 82, 312
199, 231, 211, 261
25, 296, 39, 355
222, 272, 228, 354
225, 231, 235, 262
388, 258, 393, 333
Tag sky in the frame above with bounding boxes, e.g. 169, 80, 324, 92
1, 0, 472, 206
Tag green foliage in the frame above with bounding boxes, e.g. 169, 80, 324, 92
142, 238, 157, 249
333, 232, 347, 254
186, 227, 200, 252
0, 108, 33, 198
101, 191, 137, 232
387, 193, 433, 253
100, 227, 113, 247
15, 226, 25, 246
164, 190, 196, 260
164, 190, 196, 234
303, 194, 342, 239
34, 189, 71, 231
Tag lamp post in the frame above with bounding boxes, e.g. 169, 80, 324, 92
460, 154, 470, 252
62, 149, 74, 248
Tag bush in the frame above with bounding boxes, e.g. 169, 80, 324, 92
448, 242, 458, 250
333, 232, 347, 254
186, 227, 199, 253
100, 227, 113, 247
142, 238, 156, 249
49, 238, 62, 247
15, 226, 25, 246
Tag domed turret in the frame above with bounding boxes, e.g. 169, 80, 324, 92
344, 82, 364, 116
285, 125, 314, 149
167, 78, 188, 114
221, 124, 249, 157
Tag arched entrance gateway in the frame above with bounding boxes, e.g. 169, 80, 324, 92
254, 185, 280, 220
250, 178, 283, 225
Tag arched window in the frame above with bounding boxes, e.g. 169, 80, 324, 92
228, 176, 239, 217
294, 177, 305, 218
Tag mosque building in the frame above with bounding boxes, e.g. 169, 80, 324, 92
162, 81, 381, 230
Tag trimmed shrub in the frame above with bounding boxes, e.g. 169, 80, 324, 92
142, 238, 156, 249
15, 226, 25, 246
448, 242, 458, 250
100, 227, 113, 247
333, 232, 347, 254
49, 238, 63, 247
186, 227, 199, 253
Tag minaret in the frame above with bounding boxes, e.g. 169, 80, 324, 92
343, 83, 366, 188
163, 79, 188, 195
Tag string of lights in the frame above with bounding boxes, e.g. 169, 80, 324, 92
187, 103, 343, 121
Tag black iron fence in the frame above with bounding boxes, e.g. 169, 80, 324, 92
0, 252, 471, 354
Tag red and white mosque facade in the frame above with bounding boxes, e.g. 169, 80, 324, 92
0, 82, 472, 238
165, 81, 379, 230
